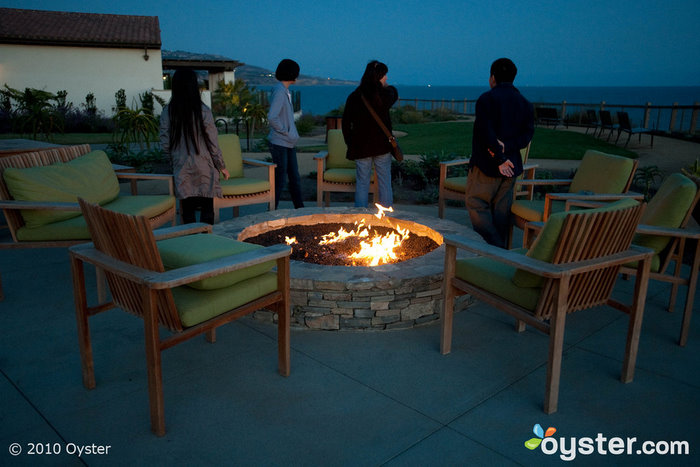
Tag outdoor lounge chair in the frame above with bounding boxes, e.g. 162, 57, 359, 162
619, 173, 698, 345
437, 143, 534, 219
524, 173, 699, 346
616, 111, 654, 148
598, 110, 619, 141
582, 109, 600, 135
441, 199, 652, 413
315, 129, 377, 206
510, 150, 640, 246
213, 133, 276, 223
69, 198, 292, 436
535, 106, 561, 129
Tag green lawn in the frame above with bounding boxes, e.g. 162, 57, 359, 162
3, 122, 638, 160
391, 121, 637, 160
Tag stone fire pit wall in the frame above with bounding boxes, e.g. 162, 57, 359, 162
213, 207, 475, 331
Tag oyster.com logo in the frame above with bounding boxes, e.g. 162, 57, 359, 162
524, 423, 557, 450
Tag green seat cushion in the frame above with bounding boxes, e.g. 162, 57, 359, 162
456, 254, 540, 311
511, 199, 566, 223
172, 272, 278, 327
3, 150, 120, 228
220, 177, 270, 196
157, 234, 275, 290
513, 198, 640, 288
444, 176, 467, 193
14, 195, 175, 242
324, 168, 356, 183
569, 150, 635, 194
327, 130, 355, 169
217, 134, 244, 178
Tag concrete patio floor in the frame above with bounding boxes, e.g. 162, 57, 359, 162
1, 195, 699, 466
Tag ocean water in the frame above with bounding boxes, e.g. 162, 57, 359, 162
257, 84, 700, 131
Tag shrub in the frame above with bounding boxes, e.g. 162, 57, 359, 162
296, 113, 316, 136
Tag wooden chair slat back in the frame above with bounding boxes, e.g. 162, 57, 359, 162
78, 199, 183, 332
537, 203, 645, 318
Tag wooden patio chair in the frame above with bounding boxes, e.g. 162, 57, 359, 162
441, 199, 652, 413
582, 109, 600, 135
438, 143, 534, 218
616, 111, 654, 148
69, 198, 292, 436
510, 150, 640, 247
315, 129, 377, 206
524, 173, 699, 346
213, 133, 276, 222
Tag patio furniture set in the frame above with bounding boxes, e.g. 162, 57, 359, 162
1, 133, 698, 435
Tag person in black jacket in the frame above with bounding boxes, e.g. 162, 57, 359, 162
466, 58, 534, 247
342, 60, 398, 208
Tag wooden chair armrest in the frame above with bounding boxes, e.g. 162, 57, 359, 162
439, 158, 470, 168
515, 178, 573, 187
70, 243, 293, 289
152, 223, 212, 241
635, 224, 700, 240
547, 192, 644, 202
116, 172, 175, 196
314, 150, 329, 161
242, 158, 275, 167
0, 200, 80, 211
445, 235, 653, 278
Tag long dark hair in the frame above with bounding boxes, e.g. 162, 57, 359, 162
359, 60, 388, 107
168, 68, 215, 153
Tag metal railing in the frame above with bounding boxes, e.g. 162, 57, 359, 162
395, 98, 700, 135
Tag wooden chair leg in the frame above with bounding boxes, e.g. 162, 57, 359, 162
679, 240, 699, 346
205, 328, 216, 343
622, 257, 651, 382
277, 256, 291, 376
438, 196, 445, 219
440, 245, 457, 355
143, 288, 166, 436
544, 278, 568, 414
71, 255, 96, 389
668, 238, 685, 313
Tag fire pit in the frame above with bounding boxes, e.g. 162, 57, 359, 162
213, 206, 477, 330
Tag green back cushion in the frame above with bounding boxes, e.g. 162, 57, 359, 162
157, 234, 275, 290
3, 150, 119, 228
327, 130, 355, 169
634, 173, 697, 255
569, 150, 634, 194
217, 134, 244, 178
512, 198, 640, 288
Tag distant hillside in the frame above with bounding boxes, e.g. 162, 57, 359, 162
236, 65, 357, 86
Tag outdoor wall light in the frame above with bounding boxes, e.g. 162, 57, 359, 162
143, 47, 149, 61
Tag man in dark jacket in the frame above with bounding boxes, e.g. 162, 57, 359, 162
466, 58, 534, 247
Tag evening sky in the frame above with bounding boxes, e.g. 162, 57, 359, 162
2, 0, 699, 87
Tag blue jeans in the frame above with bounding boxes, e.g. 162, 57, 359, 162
270, 143, 304, 209
355, 153, 393, 208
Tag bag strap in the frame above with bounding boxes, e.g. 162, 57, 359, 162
361, 94, 396, 145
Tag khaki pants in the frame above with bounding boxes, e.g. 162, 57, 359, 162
465, 166, 515, 248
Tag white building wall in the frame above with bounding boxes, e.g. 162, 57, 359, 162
0, 44, 164, 116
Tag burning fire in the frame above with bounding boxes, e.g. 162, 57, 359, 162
316, 204, 410, 266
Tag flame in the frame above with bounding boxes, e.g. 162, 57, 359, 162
285, 236, 297, 245
319, 204, 409, 266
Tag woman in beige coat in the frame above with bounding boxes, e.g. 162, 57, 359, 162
160, 69, 229, 224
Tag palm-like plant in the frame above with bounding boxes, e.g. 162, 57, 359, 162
634, 165, 664, 201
